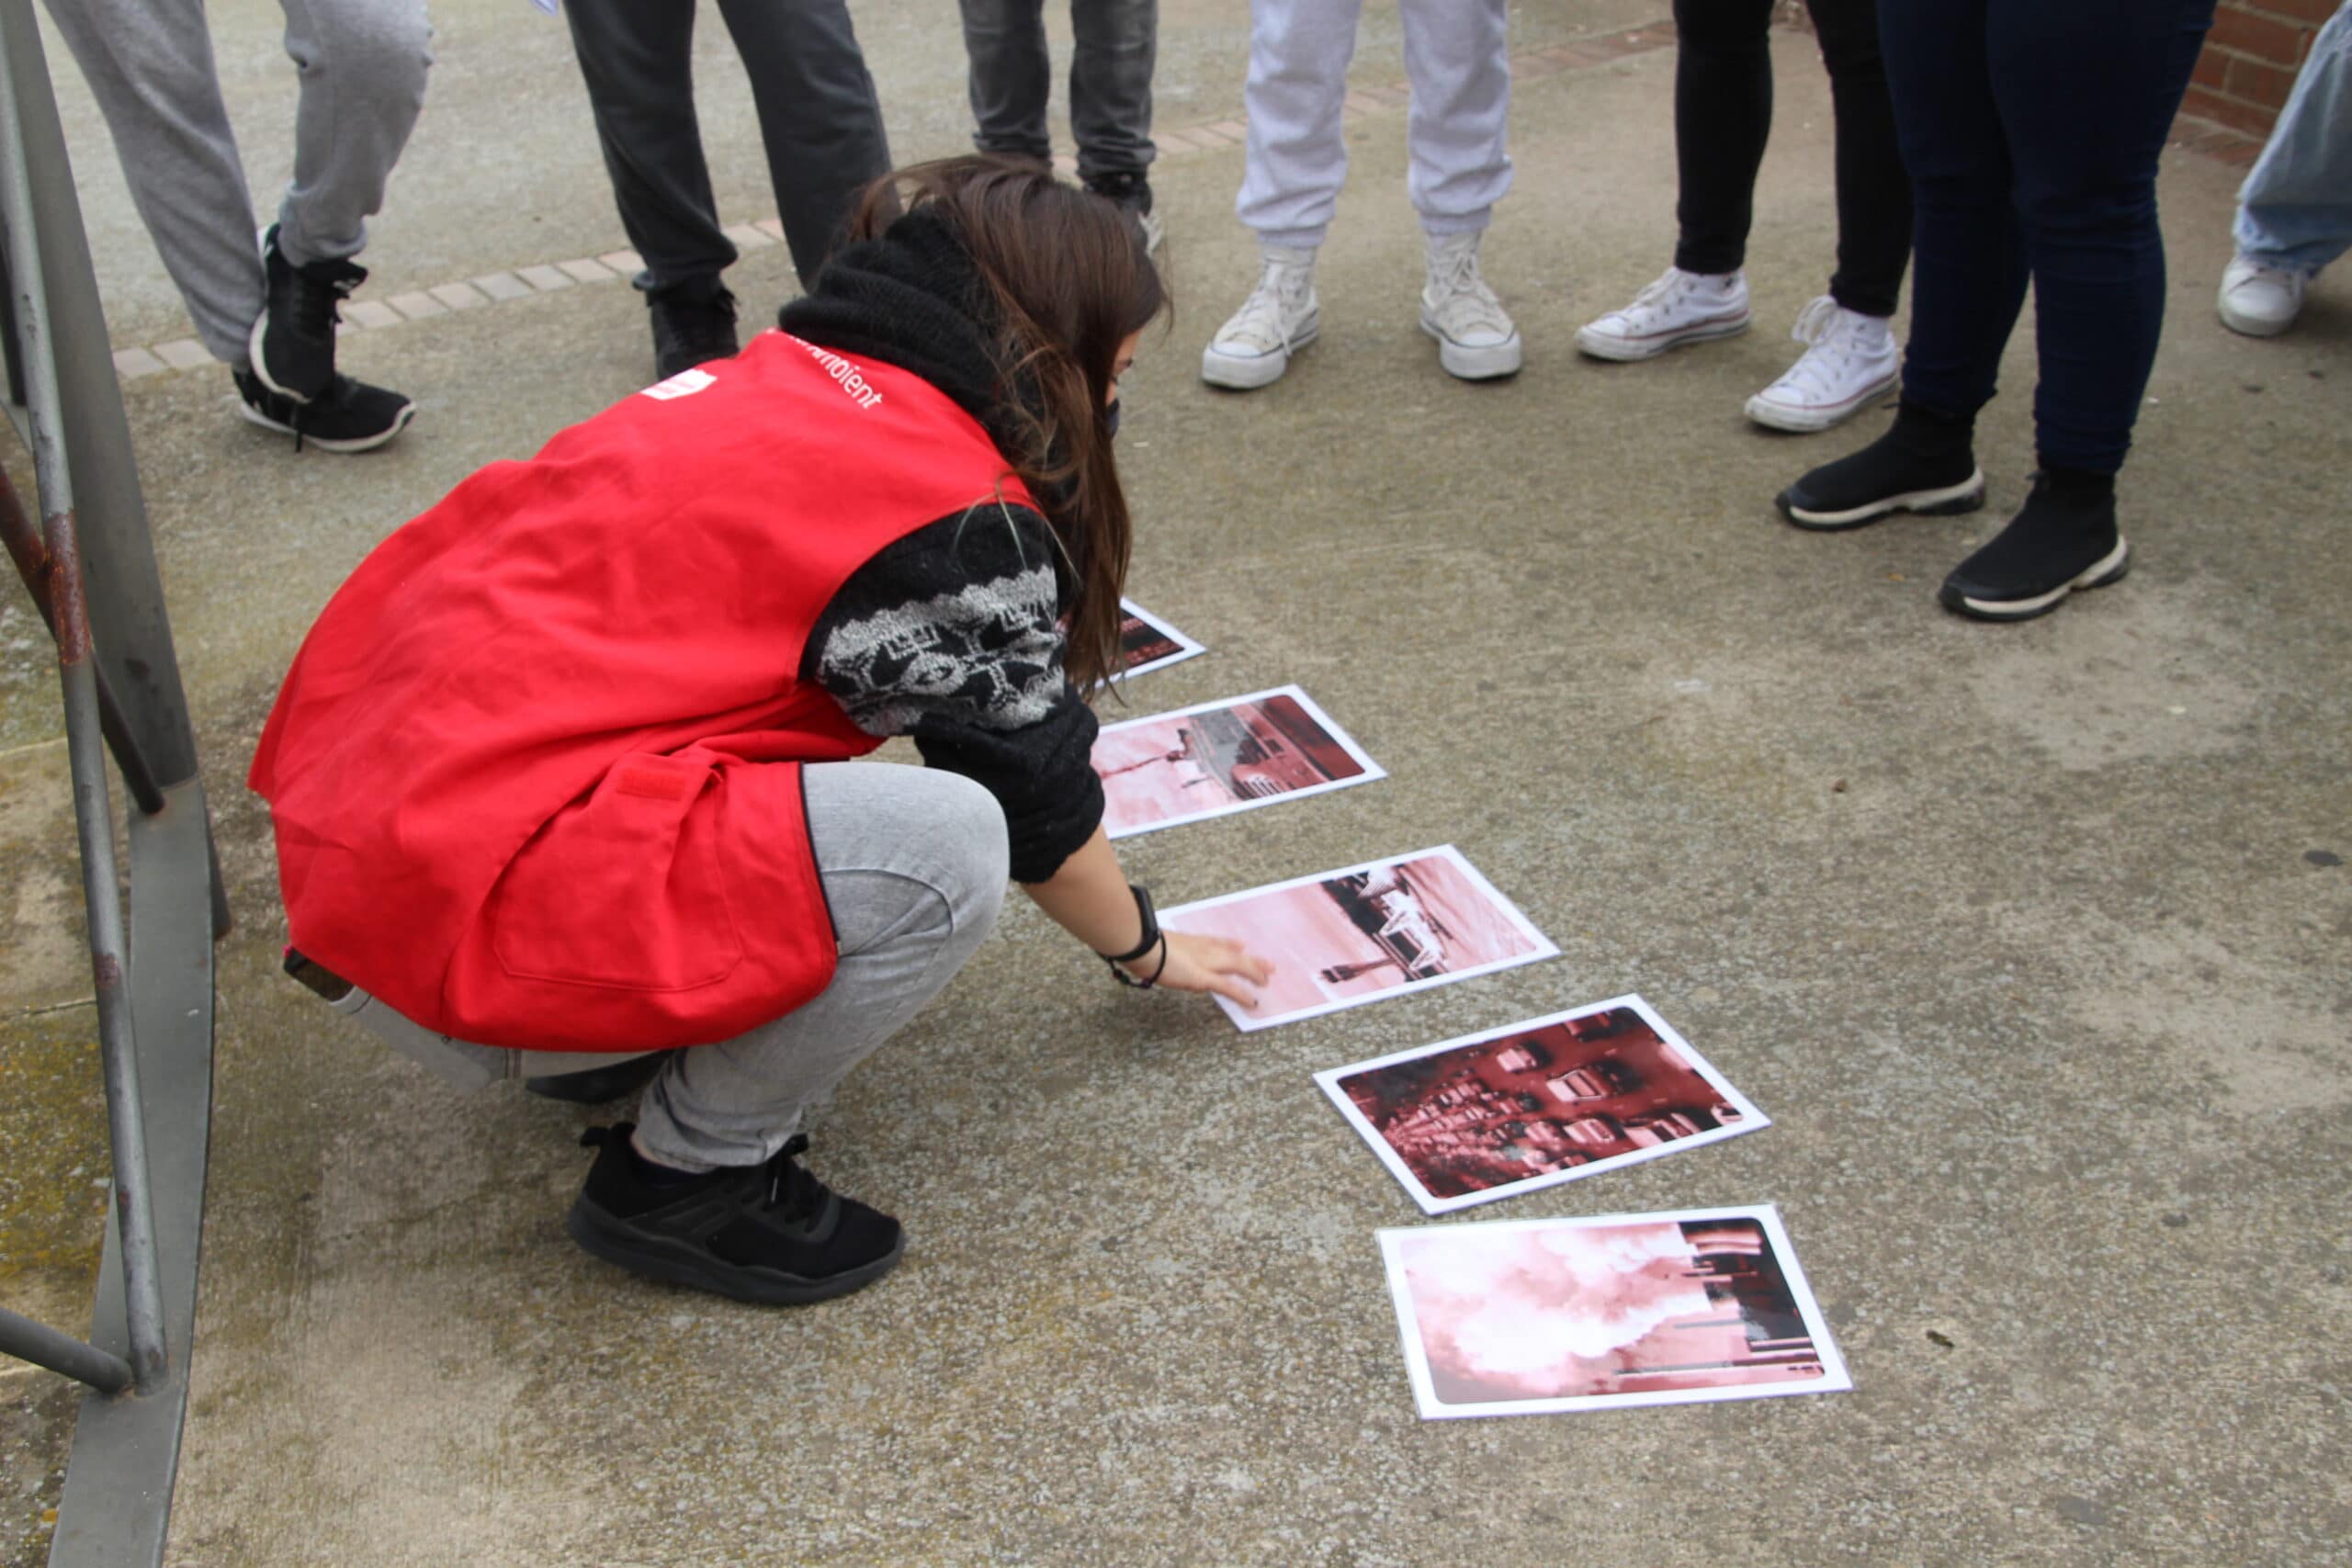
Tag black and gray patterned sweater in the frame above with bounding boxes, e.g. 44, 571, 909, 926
782, 212, 1102, 884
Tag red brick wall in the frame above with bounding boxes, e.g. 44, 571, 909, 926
2183, 0, 2340, 139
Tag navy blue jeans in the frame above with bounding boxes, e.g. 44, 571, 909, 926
1880, 0, 2215, 474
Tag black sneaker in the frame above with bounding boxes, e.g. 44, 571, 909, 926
234, 367, 415, 453
644, 274, 740, 381
564, 1123, 904, 1305
1775, 403, 1986, 530
525, 1054, 667, 1105
1084, 170, 1164, 257
249, 224, 367, 402
1938, 473, 2129, 622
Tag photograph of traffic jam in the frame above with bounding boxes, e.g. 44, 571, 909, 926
1318, 997, 1767, 1213
1159, 846, 1556, 1032
1378, 1206, 1849, 1419
1114, 598, 1205, 681
1093, 686, 1384, 839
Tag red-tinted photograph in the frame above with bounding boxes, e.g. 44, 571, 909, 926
1115, 598, 1204, 679
1380, 1207, 1849, 1419
1095, 686, 1384, 839
1319, 998, 1766, 1213
1159, 847, 1555, 1032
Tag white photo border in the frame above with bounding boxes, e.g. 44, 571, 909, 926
1314, 994, 1770, 1214
1114, 597, 1206, 681
1159, 844, 1557, 1033
1097, 684, 1387, 840
1376, 1203, 1852, 1421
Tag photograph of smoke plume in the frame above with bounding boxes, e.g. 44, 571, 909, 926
1317, 997, 1767, 1213
1159, 846, 1556, 1032
1379, 1206, 1849, 1420
1094, 686, 1384, 839
1114, 598, 1204, 680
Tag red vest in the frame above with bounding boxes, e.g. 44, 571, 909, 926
249, 331, 1035, 1051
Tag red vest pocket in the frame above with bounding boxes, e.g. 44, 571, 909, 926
485, 751, 743, 992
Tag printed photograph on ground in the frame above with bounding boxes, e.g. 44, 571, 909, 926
1317, 996, 1768, 1213
1159, 846, 1555, 1032
1115, 598, 1205, 680
1379, 1206, 1850, 1420
1095, 686, 1384, 839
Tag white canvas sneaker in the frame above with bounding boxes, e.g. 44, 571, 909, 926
1574, 266, 1751, 361
2217, 255, 2305, 337
1201, 245, 1319, 389
1744, 296, 1901, 433
1419, 231, 1522, 380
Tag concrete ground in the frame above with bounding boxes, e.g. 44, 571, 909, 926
5, 1, 2348, 1562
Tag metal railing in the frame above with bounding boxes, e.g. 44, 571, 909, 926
0, 0, 227, 1561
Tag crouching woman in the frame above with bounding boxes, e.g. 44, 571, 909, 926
247, 158, 1270, 1306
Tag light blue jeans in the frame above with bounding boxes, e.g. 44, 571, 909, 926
2234, 1, 2352, 276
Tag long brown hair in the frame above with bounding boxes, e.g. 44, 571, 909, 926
843, 157, 1166, 691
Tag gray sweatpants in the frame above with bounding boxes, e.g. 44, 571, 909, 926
959, 0, 1159, 186
1235, 0, 1512, 247
40, 0, 433, 367
633, 761, 1011, 1172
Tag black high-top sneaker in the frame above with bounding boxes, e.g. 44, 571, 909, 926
1085, 169, 1164, 257
249, 224, 368, 402
1775, 400, 1986, 530
564, 1124, 904, 1305
644, 274, 741, 382
1938, 469, 2128, 622
233, 367, 415, 454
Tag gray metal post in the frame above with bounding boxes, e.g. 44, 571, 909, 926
0, 1307, 130, 1395
0, 41, 167, 1391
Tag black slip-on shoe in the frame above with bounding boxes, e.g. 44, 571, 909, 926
525, 1054, 667, 1105
1775, 406, 1985, 530
645, 274, 741, 382
234, 367, 415, 454
1938, 478, 2129, 623
248, 223, 368, 402
565, 1124, 904, 1305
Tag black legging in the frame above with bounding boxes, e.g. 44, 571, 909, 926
1880, 0, 2215, 474
1670, 0, 1912, 318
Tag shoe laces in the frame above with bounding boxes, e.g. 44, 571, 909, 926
1223, 256, 1313, 351
1768, 299, 1884, 400
758, 1133, 825, 1218
284, 258, 365, 344
1606, 267, 1720, 331
1425, 235, 1511, 337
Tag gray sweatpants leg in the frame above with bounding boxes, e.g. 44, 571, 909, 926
40, 0, 431, 366
560, 0, 892, 290
960, 0, 1159, 182
631, 762, 1011, 1172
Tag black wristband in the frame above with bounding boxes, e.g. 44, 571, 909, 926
1100, 884, 1159, 965
1110, 931, 1170, 989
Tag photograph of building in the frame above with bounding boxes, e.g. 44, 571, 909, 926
1115, 599, 1204, 679
1161, 847, 1555, 1031
1094, 686, 1382, 838
1380, 1208, 1849, 1418
1325, 999, 1762, 1210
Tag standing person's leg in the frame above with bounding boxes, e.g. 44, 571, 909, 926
1069, 0, 1161, 246
1776, 0, 2007, 526
1576, 0, 1767, 363
1934, 0, 2212, 620
1743, 0, 1908, 430
960, 0, 1056, 167
1202, 0, 1361, 388
569, 761, 1010, 1304
716, 0, 895, 290
271, 0, 432, 270
2222, 2, 2352, 335
1397, 0, 1520, 378
561, 0, 744, 379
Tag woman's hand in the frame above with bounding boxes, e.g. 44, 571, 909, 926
1127, 931, 1272, 1007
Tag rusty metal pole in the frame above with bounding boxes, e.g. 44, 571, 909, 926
0, 54, 167, 1390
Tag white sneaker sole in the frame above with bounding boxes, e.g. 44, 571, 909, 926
2217, 298, 2296, 337
1744, 364, 1901, 433
1420, 313, 1522, 380
1941, 537, 2131, 622
1780, 468, 1986, 530
237, 395, 415, 454
1573, 310, 1750, 363
1201, 315, 1318, 390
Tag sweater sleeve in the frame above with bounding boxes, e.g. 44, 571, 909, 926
803, 502, 1102, 883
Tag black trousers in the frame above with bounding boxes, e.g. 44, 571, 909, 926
561, 0, 893, 290
1670, 0, 1911, 319
1881, 0, 2214, 474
